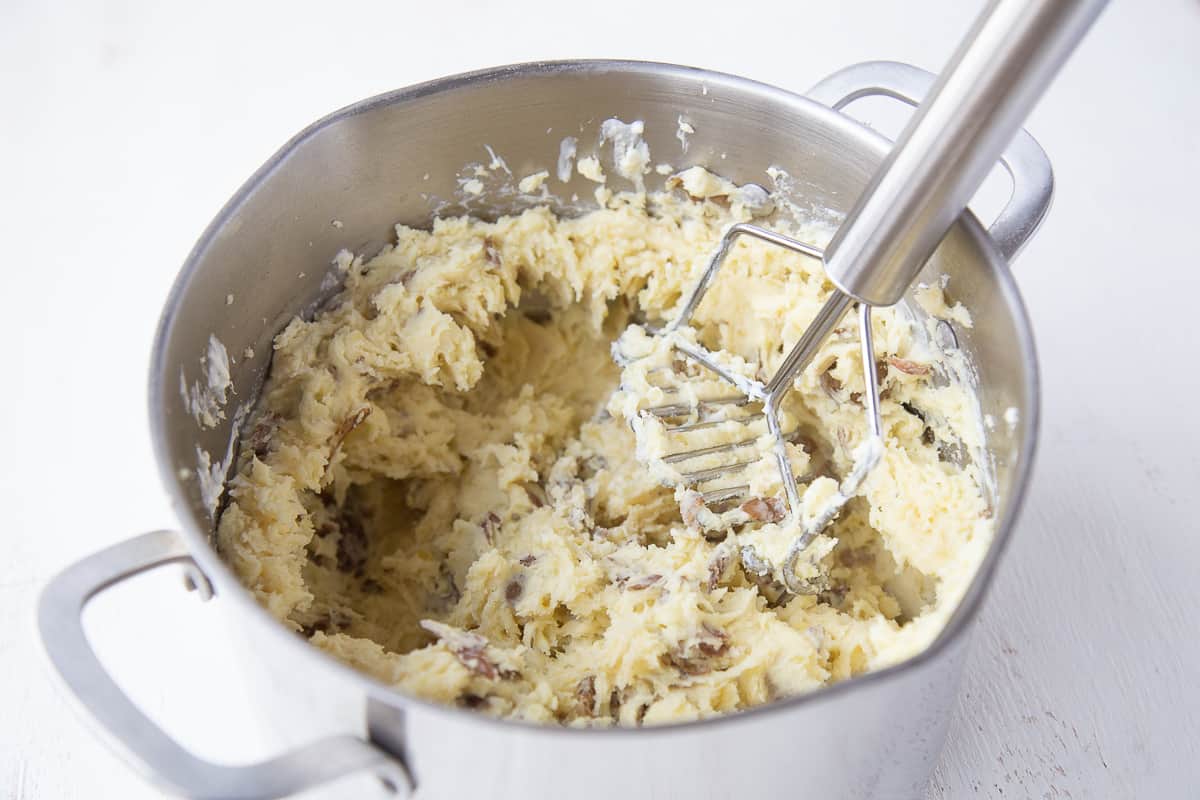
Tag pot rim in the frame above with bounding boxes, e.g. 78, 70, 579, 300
149, 58, 1040, 737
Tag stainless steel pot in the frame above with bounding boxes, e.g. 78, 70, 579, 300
38, 60, 1046, 800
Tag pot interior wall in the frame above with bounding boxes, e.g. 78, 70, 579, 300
153, 61, 1032, 643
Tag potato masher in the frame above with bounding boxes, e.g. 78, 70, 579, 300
625, 0, 1106, 591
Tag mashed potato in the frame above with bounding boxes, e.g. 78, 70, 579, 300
216, 172, 992, 726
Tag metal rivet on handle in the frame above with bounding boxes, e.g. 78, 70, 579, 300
935, 319, 959, 351
181, 563, 214, 601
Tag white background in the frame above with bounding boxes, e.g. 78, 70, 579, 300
3, 0, 1198, 797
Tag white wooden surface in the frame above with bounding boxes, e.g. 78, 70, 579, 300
3, 1, 1197, 797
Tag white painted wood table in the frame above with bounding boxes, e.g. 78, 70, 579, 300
3, 1, 1196, 797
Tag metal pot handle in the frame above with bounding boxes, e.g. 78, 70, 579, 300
36, 529, 413, 799
807, 60, 1054, 263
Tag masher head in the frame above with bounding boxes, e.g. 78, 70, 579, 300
612, 223, 884, 593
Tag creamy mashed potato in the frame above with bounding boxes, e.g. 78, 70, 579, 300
216, 171, 993, 726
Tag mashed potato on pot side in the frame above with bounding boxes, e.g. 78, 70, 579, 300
216, 153, 994, 726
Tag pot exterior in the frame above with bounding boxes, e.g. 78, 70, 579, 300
398, 633, 970, 799
139, 61, 1039, 799
226, 590, 970, 799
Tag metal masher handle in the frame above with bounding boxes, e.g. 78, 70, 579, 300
824, 0, 1107, 307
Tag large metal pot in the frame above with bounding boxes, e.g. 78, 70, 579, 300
38, 60, 1046, 800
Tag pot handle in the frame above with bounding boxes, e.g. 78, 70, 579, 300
36, 529, 413, 799
807, 60, 1053, 264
